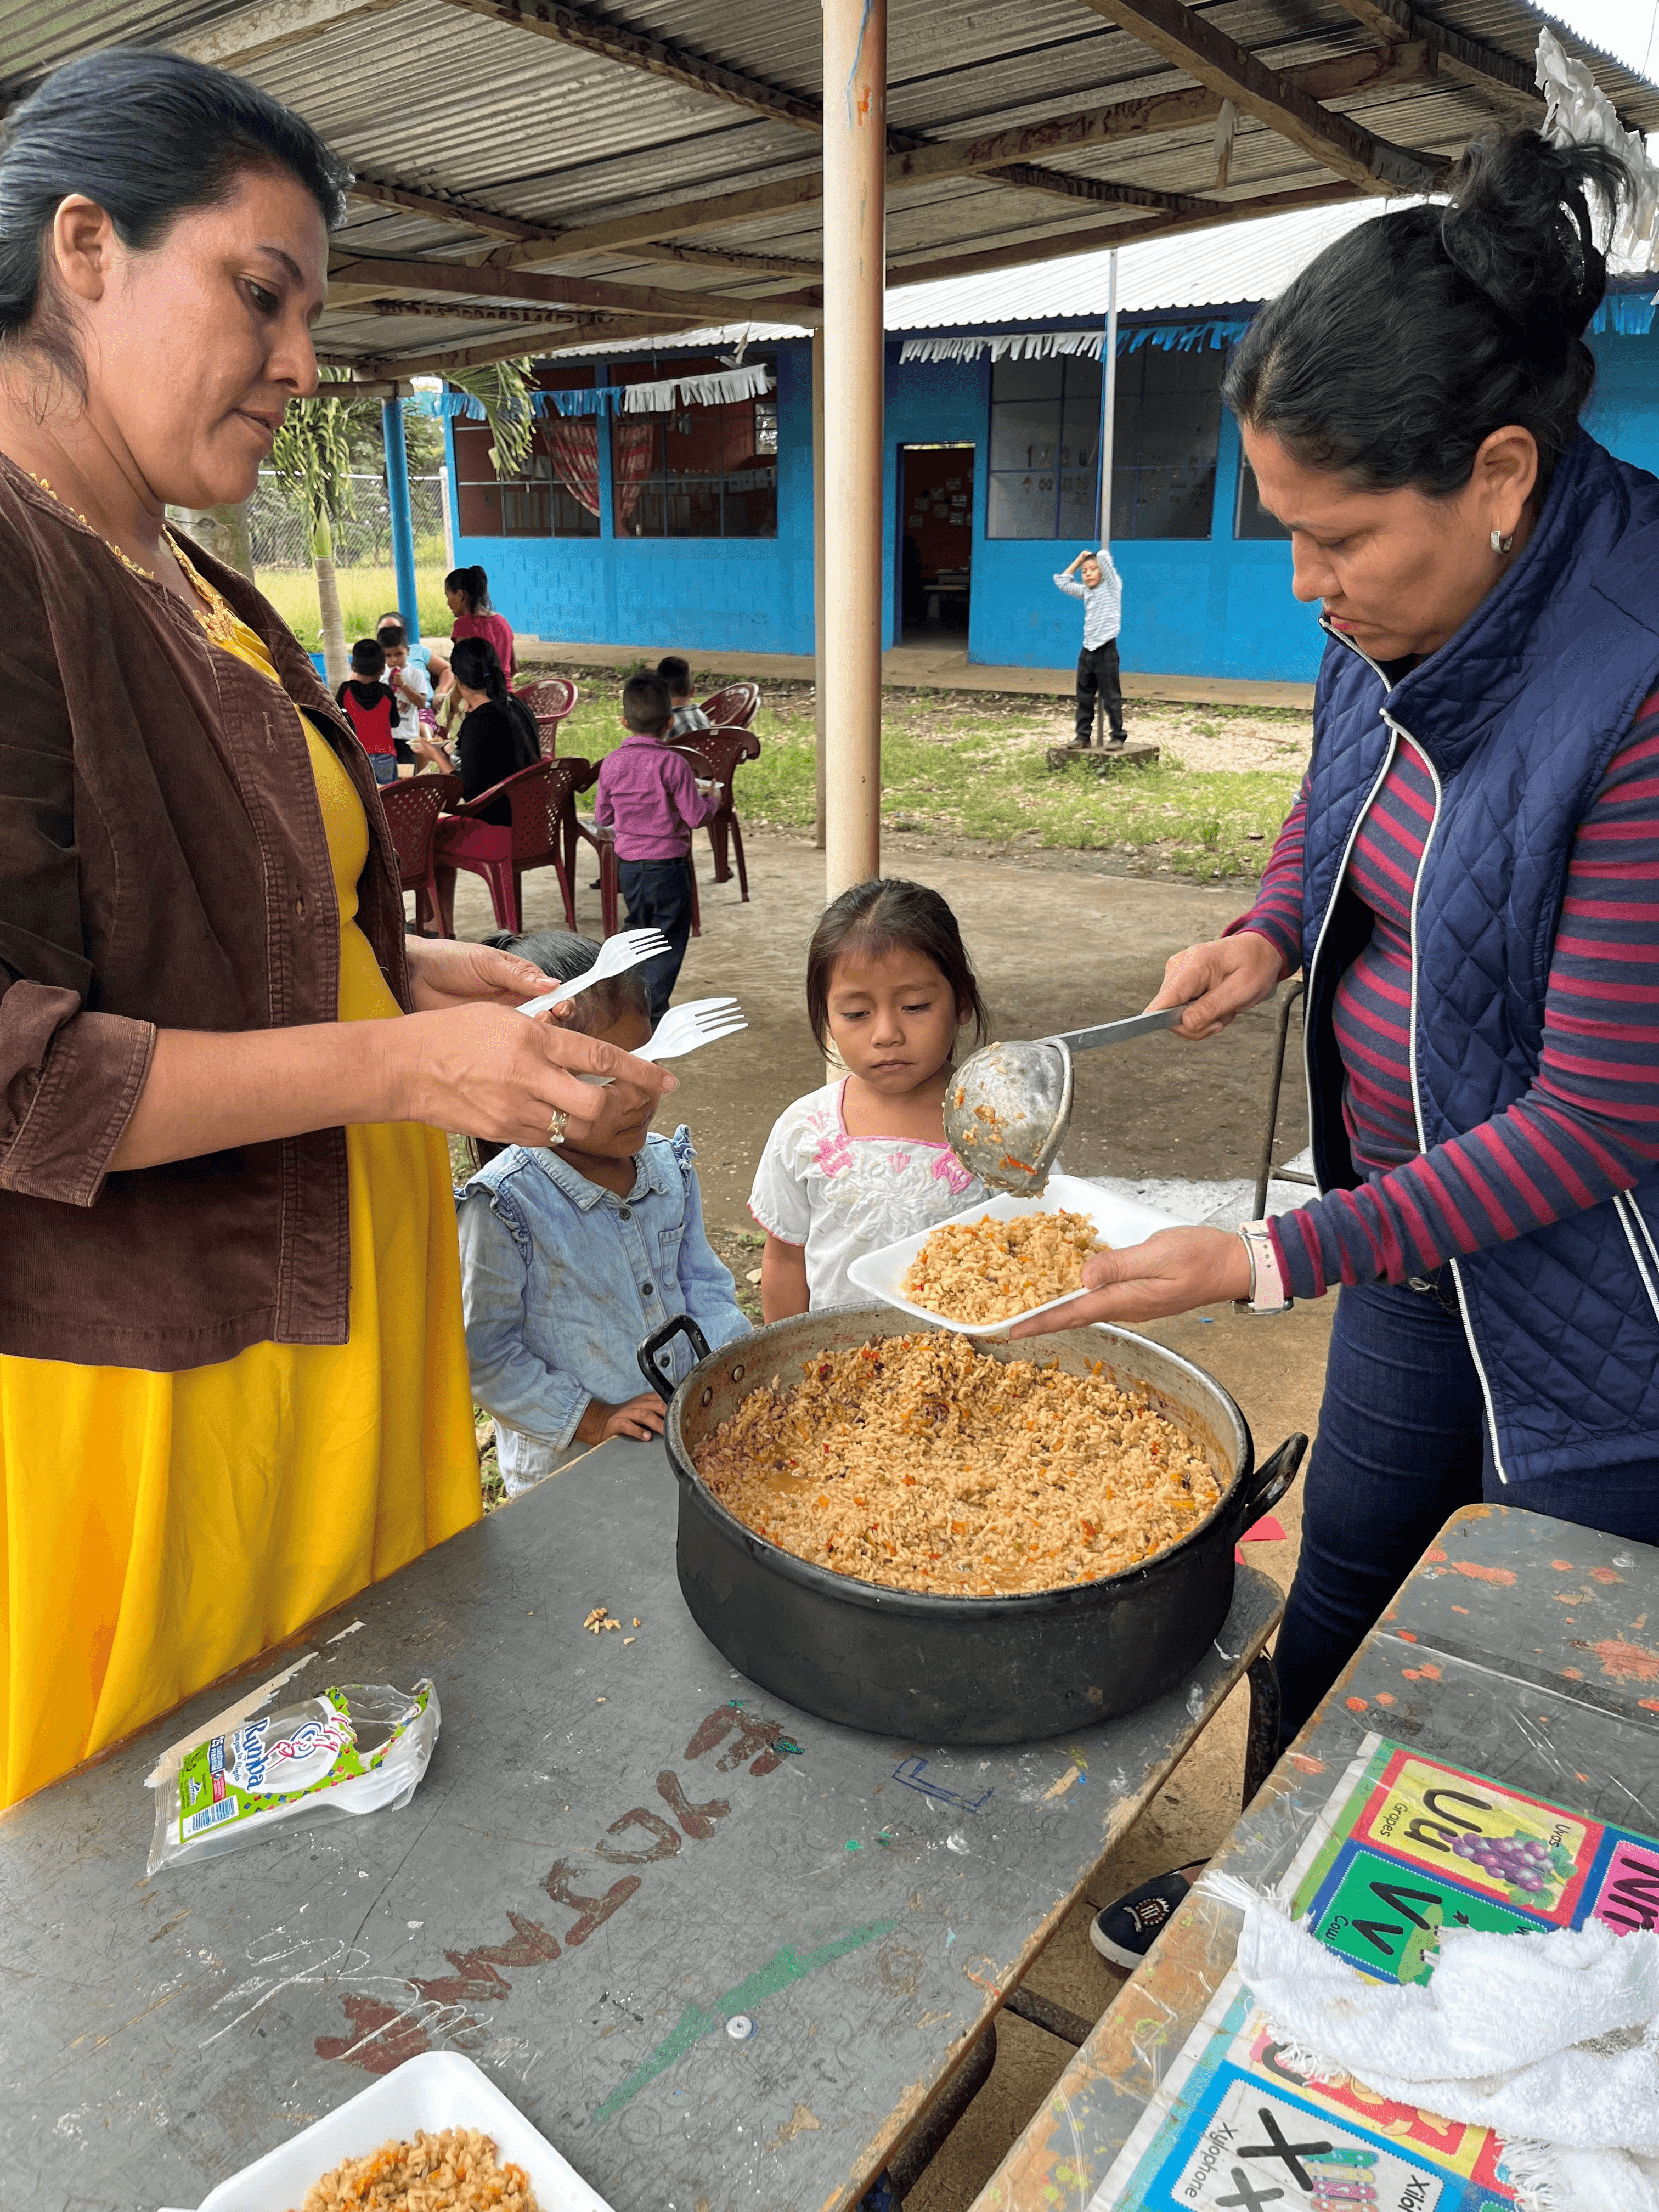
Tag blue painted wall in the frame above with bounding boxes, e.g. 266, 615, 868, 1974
445, 345, 816, 656
1584, 328, 1659, 479
445, 326, 1659, 684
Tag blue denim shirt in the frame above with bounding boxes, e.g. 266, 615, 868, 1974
456, 1125, 750, 1488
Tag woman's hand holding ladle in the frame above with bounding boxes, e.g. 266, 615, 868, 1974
1147, 932, 1284, 1038
1007, 928, 1287, 1331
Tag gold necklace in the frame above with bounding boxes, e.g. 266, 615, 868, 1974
166, 535, 244, 647
25, 469, 239, 644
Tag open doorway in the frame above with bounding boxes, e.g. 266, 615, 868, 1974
898, 443, 974, 644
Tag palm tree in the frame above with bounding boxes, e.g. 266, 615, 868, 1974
445, 359, 536, 479
269, 376, 354, 688
270, 360, 537, 689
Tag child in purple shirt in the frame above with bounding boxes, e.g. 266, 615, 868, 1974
594, 672, 723, 1019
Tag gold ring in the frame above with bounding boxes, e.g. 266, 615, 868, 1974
548, 1108, 569, 1147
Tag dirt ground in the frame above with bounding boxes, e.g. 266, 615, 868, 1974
444, 832, 1333, 2209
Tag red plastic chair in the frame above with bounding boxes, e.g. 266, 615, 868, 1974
517, 674, 579, 757
379, 772, 460, 936
433, 756, 597, 936
669, 728, 762, 900
697, 681, 758, 730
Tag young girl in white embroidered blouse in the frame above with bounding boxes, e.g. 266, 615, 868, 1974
749, 879, 995, 1317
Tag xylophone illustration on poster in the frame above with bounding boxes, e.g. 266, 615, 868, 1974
1090, 1733, 1659, 2211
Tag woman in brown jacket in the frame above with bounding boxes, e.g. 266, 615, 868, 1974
0, 50, 669, 1805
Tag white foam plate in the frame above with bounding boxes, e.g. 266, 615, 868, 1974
171, 2050, 614, 2212
843, 1171, 1182, 1338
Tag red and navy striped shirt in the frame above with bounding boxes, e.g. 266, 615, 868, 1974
1228, 692, 1659, 1300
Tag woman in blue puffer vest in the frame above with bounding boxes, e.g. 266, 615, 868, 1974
1017, 128, 1659, 1756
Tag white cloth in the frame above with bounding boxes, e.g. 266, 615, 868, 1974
1054, 554, 1122, 647
1536, 28, 1659, 267
1204, 1871, 1659, 2208
748, 1079, 991, 1309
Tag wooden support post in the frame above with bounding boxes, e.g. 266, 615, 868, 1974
822, 0, 885, 900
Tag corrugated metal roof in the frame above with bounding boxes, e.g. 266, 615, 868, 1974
0, 0, 1652, 374
887, 196, 1400, 324
532, 194, 1401, 358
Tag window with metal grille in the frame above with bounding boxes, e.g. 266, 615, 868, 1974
1107, 344, 1226, 540
612, 391, 777, 538
453, 420, 601, 538
985, 343, 1228, 541
985, 357, 1101, 540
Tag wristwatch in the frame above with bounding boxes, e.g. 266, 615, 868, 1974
1235, 1221, 1293, 1314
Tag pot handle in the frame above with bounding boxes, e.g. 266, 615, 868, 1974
1239, 1432, 1308, 1521
636, 1313, 713, 1404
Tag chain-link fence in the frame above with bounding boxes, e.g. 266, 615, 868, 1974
244, 471, 448, 572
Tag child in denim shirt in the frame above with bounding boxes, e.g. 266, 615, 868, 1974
456, 930, 749, 1492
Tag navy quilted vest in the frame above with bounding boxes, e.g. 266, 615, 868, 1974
1300, 433, 1659, 1486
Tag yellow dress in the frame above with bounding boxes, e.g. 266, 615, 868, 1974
0, 594, 480, 1809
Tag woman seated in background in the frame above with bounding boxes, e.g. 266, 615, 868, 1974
445, 563, 514, 680
430, 637, 542, 919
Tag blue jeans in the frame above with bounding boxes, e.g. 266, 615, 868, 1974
618, 857, 694, 1023
1276, 1276, 1659, 1746
369, 754, 400, 786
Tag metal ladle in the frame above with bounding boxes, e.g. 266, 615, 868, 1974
943, 1005, 1193, 1195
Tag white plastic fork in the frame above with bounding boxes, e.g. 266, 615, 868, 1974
637, 999, 747, 1064
574, 997, 747, 1086
515, 926, 670, 1018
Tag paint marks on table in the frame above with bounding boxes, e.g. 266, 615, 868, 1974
591, 1920, 900, 2124
311, 1700, 807, 2076
890, 1756, 994, 1813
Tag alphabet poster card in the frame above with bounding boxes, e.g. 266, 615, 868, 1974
1086, 1972, 1516, 2211
1284, 1735, 1659, 1984
1086, 1735, 1659, 2209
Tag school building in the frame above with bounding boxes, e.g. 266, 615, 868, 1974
433, 201, 1659, 687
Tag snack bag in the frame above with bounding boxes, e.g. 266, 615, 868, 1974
147, 1680, 439, 1875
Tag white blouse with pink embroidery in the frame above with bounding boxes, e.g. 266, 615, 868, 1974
748, 1079, 991, 1310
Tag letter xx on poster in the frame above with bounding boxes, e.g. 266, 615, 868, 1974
1087, 1734, 1659, 2211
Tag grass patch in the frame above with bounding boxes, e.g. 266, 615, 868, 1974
258, 562, 453, 652
537, 673, 1301, 882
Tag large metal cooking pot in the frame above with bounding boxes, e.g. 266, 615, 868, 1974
639, 1308, 1305, 1746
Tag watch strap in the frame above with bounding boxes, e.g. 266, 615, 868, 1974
1236, 1221, 1293, 1314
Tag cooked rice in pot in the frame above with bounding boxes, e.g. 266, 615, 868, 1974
693, 1333, 1221, 1595
901, 1209, 1101, 1323
297, 2128, 539, 2210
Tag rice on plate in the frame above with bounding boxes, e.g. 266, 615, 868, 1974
693, 1331, 1221, 1596
297, 2128, 539, 2210
901, 1208, 1101, 1324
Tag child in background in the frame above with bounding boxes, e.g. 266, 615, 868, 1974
658, 654, 712, 738
1054, 546, 1126, 747
751, 878, 995, 1316
379, 620, 432, 760
456, 929, 749, 1492
594, 672, 723, 1023
335, 636, 403, 785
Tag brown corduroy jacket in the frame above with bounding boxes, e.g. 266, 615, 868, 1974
0, 458, 412, 1370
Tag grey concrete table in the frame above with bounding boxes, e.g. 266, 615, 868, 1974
0, 1436, 1281, 2212
971, 1502, 1659, 2210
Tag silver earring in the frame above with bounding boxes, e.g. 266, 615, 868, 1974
1491, 529, 1514, 555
